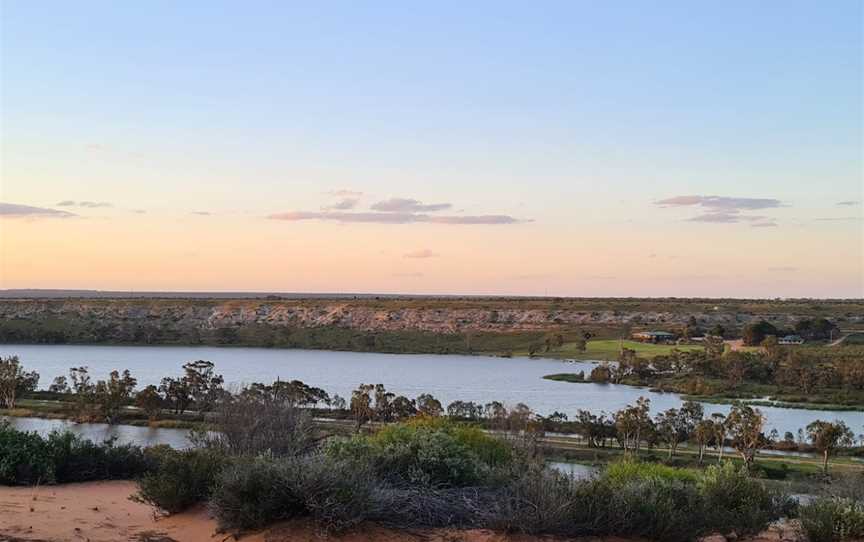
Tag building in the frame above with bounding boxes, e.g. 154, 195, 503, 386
631, 331, 677, 344
778, 334, 804, 345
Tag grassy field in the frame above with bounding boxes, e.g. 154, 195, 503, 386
525, 339, 704, 361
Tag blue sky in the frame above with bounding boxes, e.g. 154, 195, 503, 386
1, 1, 862, 296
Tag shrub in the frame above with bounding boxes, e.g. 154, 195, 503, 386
799, 498, 864, 542
0, 422, 53, 485
211, 454, 386, 533
133, 448, 227, 514
697, 461, 794, 534
199, 393, 317, 457
0, 423, 149, 485
296, 455, 387, 532
480, 463, 583, 535
46, 431, 150, 482
210, 456, 307, 529
326, 417, 510, 488
603, 458, 698, 486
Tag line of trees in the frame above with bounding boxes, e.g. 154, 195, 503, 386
2, 355, 861, 473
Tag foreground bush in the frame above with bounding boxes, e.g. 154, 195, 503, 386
698, 462, 796, 534
0, 422, 149, 485
133, 447, 227, 514
208, 454, 789, 541
799, 498, 864, 542
210, 454, 386, 532
326, 416, 511, 487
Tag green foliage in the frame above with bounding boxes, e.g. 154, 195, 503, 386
603, 458, 698, 486
697, 462, 796, 534
133, 448, 227, 514
210, 455, 385, 533
0, 422, 149, 485
326, 417, 511, 487
0, 422, 54, 484
210, 457, 307, 529
799, 498, 864, 542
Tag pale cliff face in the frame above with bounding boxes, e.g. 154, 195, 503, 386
1, 298, 858, 336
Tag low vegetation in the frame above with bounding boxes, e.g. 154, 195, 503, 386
0, 421, 151, 485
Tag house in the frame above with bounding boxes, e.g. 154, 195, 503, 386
631, 331, 677, 344
778, 334, 804, 345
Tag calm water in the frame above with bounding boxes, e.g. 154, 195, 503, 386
2, 344, 862, 438
2, 416, 194, 448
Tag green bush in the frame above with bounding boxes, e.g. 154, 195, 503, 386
799, 498, 864, 542
0, 423, 54, 484
697, 462, 794, 534
610, 478, 704, 541
47, 431, 150, 482
210, 454, 385, 532
210, 457, 307, 530
0, 423, 149, 485
603, 458, 698, 486
133, 448, 227, 514
326, 417, 510, 488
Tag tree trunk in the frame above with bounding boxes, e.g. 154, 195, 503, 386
699, 445, 704, 464
823, 450, 829, 475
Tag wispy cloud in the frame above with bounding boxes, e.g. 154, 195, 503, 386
656, 195, 783, 211
686, 212, 740, 223
403, 249, 438, 259
131, 209, 147, 214
268, 211, 525, 225
660, 195, 783, 226
837, 201, 860, 206
370, 198, 452, 213
1, 203, 77, 218
192, 211, 212, 216
322, 198, 359, 211
815, 216, 861, 222
56, 200, 112, 208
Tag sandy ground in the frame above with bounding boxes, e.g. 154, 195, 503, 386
0, 481, 806, 542
0, 481, 635, 542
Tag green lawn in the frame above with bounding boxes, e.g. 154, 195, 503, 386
543, 339, 704, 360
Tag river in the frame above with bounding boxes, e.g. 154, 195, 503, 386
1, 344, 861, 440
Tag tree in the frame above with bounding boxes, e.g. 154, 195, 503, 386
794, 318, 838, 341
48, 376, 69, 394
390, 395, 417, 420
589, 363, 612, 383
0, 356, 39, 409
742, 321, 778, 346
692, 419, 715, 463
447, 400, 483, 420
181, 360, 224, 413
69, 366, 97, 420
806, 420, 854, 475
724, 405, 766, 471
416, 393, 443, 417
330, 394, 347, 411
711, 412, 727, 461
350, 383, 374, 432
135, 384, 163, 421
372, 383, 395, 421
94, 369, 137, 423
654, 401, 702, 458
159, 360, 225, 415
615, 397, 653, 454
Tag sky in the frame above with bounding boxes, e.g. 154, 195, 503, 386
0, 1, 862, 298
